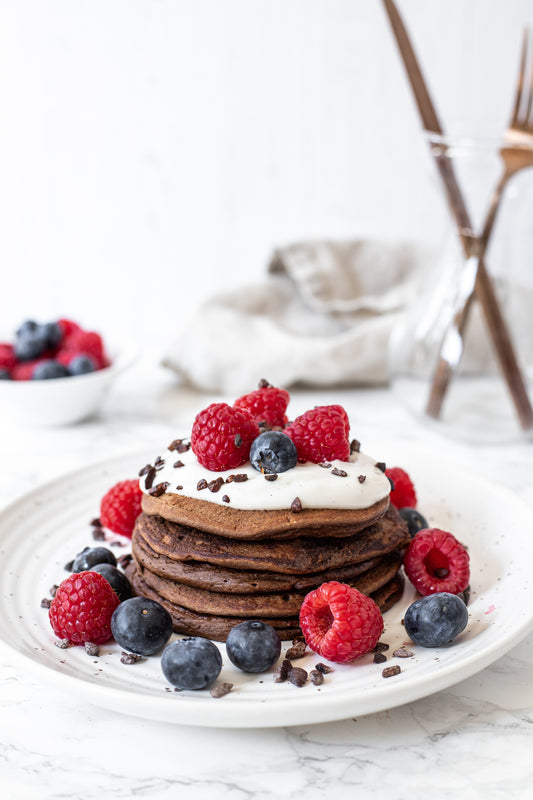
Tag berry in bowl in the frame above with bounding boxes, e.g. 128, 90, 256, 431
0, 317, 136, 425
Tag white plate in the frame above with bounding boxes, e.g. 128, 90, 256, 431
0, 448, 532, 728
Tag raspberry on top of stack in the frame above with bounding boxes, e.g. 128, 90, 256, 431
125, 380, 412, 642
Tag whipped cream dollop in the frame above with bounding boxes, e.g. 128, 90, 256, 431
140, 440, 391, 512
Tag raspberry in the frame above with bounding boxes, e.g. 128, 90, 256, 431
299, 581, 383, 663
403, 528, 470, 596
62, 330, 108, 368
100, 479, 143, 538
11, 359, 43, 380
57, 318, 82, 338
191, 402, 260, 471
234, 380, 290, 427
49, 571, 120, 645
0, 343, 16, 372
385, 467, 417, 509
284, 405, 350, 463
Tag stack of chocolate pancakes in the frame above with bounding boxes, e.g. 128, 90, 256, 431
126, 442, 411, 642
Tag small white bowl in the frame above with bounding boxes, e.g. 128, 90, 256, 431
0, 340, 137, 426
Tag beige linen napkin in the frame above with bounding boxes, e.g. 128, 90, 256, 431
162, 239, 432, 394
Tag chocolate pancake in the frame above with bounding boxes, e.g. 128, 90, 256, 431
129, 552, 403, 618
124, 563, 404, 642
133, 505, 410, 575
141, 492, 390, 540
132, 530, 384, 592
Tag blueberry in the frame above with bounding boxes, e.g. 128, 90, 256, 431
399, 507, 429, 538
225, 620, 281, 672
111, 597, 173, 656
32, 359, 70, 380
68, 354, 98, 376
14, 330, 49, 361
161, 637, 222, 690
16, 319, 39, 338
404, 592, 469, 647
71, 546, 117, 572
42, 321, 62, 349
0, 369, 10, 380
91, 563, 132, 601
249, 431, 298, 474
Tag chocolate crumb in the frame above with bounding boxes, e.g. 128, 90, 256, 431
222, 494, 230, 503
292, 635, 305, 645
109, 540, 126, 547
273, 659, 292, 683
358, 475, 366, 484
234, 433, 243, 448
55, 639, 72, 649
120, 651, 144, 665
350, 439, 361, 453
173, 460, 184, 469
138, 464, 152, 477
382, 665, 401, 678
373, 652, 387, 664
288, 667, 308, 687
144, 466, 157, 490
40, 597, 51, 609
375, 461, 387, 473
318, 462, 332, 469
285, 641, 307, 660
393, 647, 414, 658
92, 527, 106, 541
331, 467, 348, 477
90, 517, 102, 527
197, 478, 208, 491
309, 669, 324, 685
168, 438, 184, 451
315, 662, 334, 674
258, 378, 271, 389
154, 456, 166, 470
227, 473, 248, 483
118, 553, 133, 569
372, 641, 390, 653
208, 477, 224, 493
49, 584, 58, 598
290, 497, 303, 513
148, 481, 169, 497
264, 473, 278, 482
85, 642, 100, 657
168, 439, 190, 453
176, 485, 183, 491
176, 443, 190, 454
210, 682, 233, 698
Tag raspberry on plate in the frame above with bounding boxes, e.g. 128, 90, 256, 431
285, 405, 351, 463
61, 330, 108, 369
299, 581, 384, 663
234, 380, 290, 428
49, 571, 120, 645
385, 466, 417, 509
191, 402, 260, 471
100, 479, 143, 538
403, 528, 470, 596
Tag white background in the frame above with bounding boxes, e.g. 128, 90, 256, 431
1, 0, 533, 343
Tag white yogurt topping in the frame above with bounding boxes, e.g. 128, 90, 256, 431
141, 441, 391, 511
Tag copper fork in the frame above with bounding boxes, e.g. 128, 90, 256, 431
424, 27, 533, 426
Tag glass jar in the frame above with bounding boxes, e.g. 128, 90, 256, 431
389, 131, 533, 443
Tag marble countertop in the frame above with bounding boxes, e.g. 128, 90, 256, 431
1, 356, 532, 800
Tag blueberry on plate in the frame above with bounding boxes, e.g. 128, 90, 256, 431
91, 563, 132, 602
41, 321, 62, 349
14, 329, 49, 362
32, 360, 70, 380
161, 638, 222, 690
71, 546, 117, 572
249, 431, 297, 474
111, 597, 173, 656
226, 620, 281, 672
68, 354, 98, 376
404, 592, 469, 647
399, 507, 429, 538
